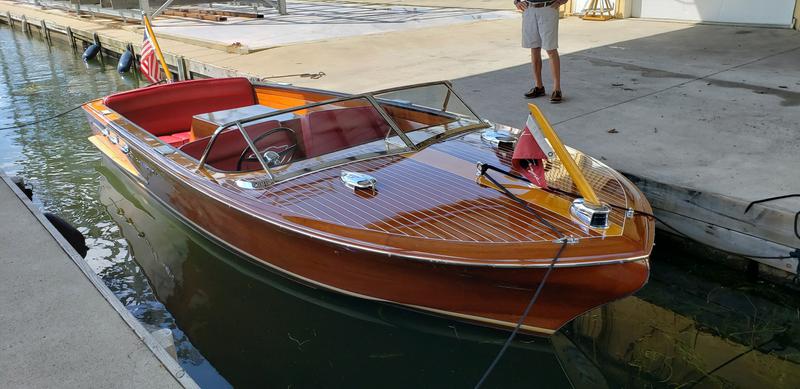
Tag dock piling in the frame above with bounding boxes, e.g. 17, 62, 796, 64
40, 20, 52, 44
92, 32, 102, 58
66, 26, 76, 49
5, 12, 12, 28
21, 15, 29, 34
177, 56, 189, 80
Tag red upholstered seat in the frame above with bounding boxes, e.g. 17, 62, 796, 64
158, 131, 192, 147
180, 120, 294, 171
300, 106, 391, 158
104, 78, 256, 137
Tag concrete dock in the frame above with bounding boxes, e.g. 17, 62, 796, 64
0, 172, 196, 388
0, 0, 797, 278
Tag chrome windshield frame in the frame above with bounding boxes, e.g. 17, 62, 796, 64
195, 81, 485, 181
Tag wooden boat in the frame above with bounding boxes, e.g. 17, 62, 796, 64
83, 78, 654, 335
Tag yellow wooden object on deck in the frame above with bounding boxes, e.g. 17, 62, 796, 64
527, 103, 602, 206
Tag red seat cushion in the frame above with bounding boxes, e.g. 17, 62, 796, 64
104, 78, 256, 137
300, 106, 391, 158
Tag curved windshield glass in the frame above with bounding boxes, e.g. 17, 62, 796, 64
374, 83, 482, 146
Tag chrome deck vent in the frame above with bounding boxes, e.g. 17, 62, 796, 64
341, 171, 377, 194
235, 177, 272, 190
570, 198, 611, 229
480, 130, 516, 147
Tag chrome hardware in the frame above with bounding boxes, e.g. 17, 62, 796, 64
235, 178, 272, 190
100, 126, 109, 136
570, 198, 611, 229
154, 145, 174, 155
263, 150, 281, 167
108, 133, 118, 144
475, 161, 485, 177
100, 109, 113, 115
120, 143, 129, 154
341, 171, 377, 193
554, 236, 580, 244
480, 130, 516, 146
625, 208, 635, 219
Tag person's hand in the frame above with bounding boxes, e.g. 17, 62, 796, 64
550, 0, 567, 8
515, 1, 528, 11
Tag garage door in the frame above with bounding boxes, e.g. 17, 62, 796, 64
631, 0, 797, 27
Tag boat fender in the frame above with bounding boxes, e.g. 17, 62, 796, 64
82, 44, 100, 62
44, 213, 89, 258
117, 50, 134, 73
11, 176, 33, 200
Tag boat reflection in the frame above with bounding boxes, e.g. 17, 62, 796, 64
563, 249, 800, 388
97, 157, 580, 388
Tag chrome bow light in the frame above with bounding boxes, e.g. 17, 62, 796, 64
570, 198, 611, 229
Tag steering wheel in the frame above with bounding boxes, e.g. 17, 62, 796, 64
236, 127, 298, 171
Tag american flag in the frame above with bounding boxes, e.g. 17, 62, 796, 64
139, 25, 160, 83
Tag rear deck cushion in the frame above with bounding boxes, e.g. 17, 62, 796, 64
104, 78, 256, 137
158, 131, 192, 147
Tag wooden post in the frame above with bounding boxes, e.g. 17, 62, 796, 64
40, 20, 51, 44
177, 56, 188, 81
66, 26, 77, 49
5, 12, 12, 28
93, 32, 102, 59
21, 15, 28, 34
127, 43, 139, 76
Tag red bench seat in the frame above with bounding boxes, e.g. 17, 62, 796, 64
104, 78, 256, 139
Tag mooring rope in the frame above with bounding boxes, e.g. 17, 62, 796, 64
745, 194, 800, 240
0, 79, 168, 132
483, 163, 798, 261
473, 162, 568, 389
473, 162, 800, 386
260, 71, 326, 80
0, 105, 85, 131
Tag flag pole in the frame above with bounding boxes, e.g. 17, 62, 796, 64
527, 103, 601, 206
141, 13, 173, 82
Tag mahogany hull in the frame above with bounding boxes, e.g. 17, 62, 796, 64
82, 81, 654, 335
89, 133, 647, 334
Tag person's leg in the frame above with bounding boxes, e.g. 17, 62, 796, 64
546, 49, 560, 91
532, 48, 544, 89
539, 7, 561, 102
522, 7, 545, 97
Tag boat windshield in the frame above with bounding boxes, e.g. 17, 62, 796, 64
198, 81, 486, 182
373, 82, 483, 146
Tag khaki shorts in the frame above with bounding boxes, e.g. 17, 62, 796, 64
522, 6, 559, 50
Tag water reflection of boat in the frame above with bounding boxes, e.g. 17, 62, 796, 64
565, 254, 800, 388
84, 78, 654, 335
99, 158, 613, 388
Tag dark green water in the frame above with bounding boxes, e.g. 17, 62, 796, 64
2, 24, 798, 388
